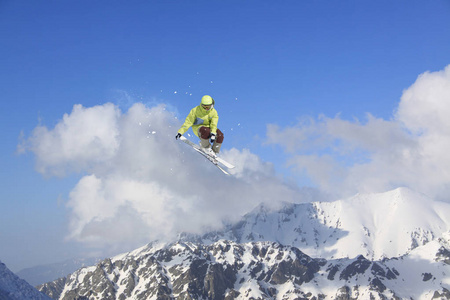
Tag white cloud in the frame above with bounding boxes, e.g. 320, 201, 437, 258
398, 66, 450, 135
266, 65, 450, 201
23, 103, 121, 176
22, 101, 304, 254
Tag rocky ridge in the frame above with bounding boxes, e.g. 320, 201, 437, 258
38, 239, 450, 299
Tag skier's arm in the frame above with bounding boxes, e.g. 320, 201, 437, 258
178, 109, 196, 135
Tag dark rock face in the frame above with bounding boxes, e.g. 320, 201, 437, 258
204, 264, 235, 300
370, 278, 386, 293
436, 246, 450, 264
339, 255, 371, 280
37, 277, 66, 300
432, 288, 450, 299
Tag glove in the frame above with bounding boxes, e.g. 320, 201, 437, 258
176, 133, 182, 140
210, 133, 216, 144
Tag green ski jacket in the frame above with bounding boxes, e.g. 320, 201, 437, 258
178, 105, 219, 137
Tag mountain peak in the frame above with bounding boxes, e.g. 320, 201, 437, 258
191, 188, 450, 261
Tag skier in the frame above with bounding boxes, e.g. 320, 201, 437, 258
175, 95, 224, 157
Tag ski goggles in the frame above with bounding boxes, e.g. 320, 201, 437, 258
202, 104, 212, 110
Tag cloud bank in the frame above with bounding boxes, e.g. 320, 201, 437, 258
267, 65, 450, 201
21, 65, 450, 255
22, 102, 303, 253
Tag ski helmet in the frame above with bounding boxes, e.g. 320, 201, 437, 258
201, 95, 214, 106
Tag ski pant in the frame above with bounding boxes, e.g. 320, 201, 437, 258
198, 126, 224, 153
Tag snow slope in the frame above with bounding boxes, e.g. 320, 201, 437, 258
199, 187, 450, 260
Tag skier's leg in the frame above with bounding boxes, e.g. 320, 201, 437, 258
198, 126, 211, 148
212, 129, 224, 154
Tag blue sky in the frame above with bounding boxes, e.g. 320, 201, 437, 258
1, 1, 450, 272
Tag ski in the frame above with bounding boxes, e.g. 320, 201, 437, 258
192, 147, 230, 175
179, 136, 235, 174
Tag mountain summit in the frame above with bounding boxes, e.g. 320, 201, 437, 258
196, 187, 450, 260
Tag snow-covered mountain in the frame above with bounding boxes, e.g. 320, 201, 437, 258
196, 187, 450, 260
0, 260, 51, 300
38, 240, 450, 299
38, 187, 450, 299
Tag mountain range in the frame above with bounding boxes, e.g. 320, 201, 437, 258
36, 187, 450, 299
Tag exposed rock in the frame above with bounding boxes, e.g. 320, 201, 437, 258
432, 287, 450, 299
436, 246, 450, 264
37, 277, 66, 300
339, 255, 371, 280
38, 239, 450, 300
422, 272, 433, 281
